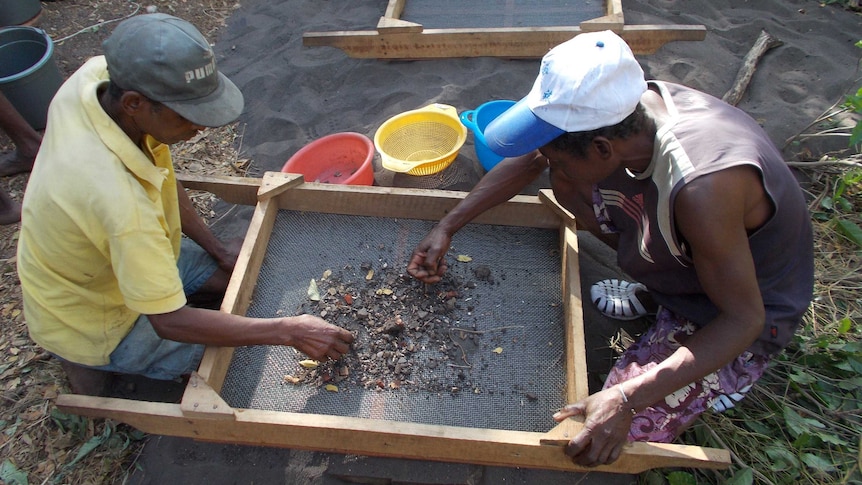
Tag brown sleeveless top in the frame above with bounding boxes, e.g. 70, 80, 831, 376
598, 81, 814, 356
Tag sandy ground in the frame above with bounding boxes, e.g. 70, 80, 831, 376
125, 1, 860, 483
6, 0, 860, 483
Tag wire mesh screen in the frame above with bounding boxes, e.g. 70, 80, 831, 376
401, 0, 605, 29
220, 210, 566, 432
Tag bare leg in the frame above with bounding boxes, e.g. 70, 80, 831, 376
0, 188, 21, 225
60, 360, 114, 396
187, 267, 230, 309
0, 92, 42, 177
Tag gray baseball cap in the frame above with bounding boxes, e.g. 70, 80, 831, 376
103, 13, 243, 127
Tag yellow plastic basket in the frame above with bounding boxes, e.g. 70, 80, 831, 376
374, 104, 467, 176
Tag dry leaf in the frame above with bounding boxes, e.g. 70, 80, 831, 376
6, 377, 20, 389
307, 279, 320, 301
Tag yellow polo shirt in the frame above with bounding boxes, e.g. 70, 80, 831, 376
17, 56, 186, 366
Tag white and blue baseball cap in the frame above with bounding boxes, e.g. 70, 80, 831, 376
485, 31, 647, 157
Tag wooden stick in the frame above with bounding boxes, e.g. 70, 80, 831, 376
722, 29, 783, 106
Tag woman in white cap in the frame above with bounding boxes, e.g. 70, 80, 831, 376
408, 30, 813, 466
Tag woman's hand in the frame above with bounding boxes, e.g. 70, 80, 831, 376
552, 386, 633, 466
407, 225, 452, 283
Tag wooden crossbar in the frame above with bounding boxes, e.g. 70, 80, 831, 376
302, 0, 705, 59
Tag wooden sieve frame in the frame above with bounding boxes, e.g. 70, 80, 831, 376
302, 0, 706, 59
57, 172, 730, 474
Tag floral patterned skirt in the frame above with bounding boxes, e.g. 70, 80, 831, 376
603, 308, 770, 443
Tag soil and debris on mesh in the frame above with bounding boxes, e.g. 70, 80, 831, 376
283, 260, 510, 396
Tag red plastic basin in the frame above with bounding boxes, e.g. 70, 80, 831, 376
282, 132, 374, 185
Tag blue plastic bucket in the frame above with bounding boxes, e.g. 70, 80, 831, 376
0, 26, 63, 130
460, 99, 516, 172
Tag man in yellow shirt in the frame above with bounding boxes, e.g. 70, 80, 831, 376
17, 13, 354, 395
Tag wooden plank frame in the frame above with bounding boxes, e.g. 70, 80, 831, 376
56, 173, 730, 474
302, 0, 706, 59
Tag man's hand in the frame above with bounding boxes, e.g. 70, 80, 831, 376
552, 386, 633, 466
407, 226, 451, 283
284, 314, 355, 362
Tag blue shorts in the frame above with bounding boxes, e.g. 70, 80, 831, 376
83, 238, 219, 380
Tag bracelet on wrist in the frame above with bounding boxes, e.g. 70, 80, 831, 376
617, 385, 637, 416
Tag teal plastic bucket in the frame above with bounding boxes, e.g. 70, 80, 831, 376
460, 99, 516, 172
0, 26, 63, 130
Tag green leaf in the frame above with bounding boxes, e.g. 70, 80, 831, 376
839, 356, 862, 374
68, 435, 105, 467
667, 471, 697, 485
784, 407, 825, 438
850, 118, 862, 147
838, 317, 853, 333
725, 467, 754, 485
840, 340, 862, 353
639, 470, 666, 485
834, 219, 862, 248
834, 179, 848, 198
0, 459, 28, 485
801, 452, 838, 472
66, 422, 114, 468
50, 409, 88, 437
837, 376, 862, 391
843, 169, 862, 184
819, 431, 849, 446
834, 196, 853, 212
792, 432, 812, 449
788, 371, 817, 385
765, 444, 800, 471
744, 419, 772, 435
